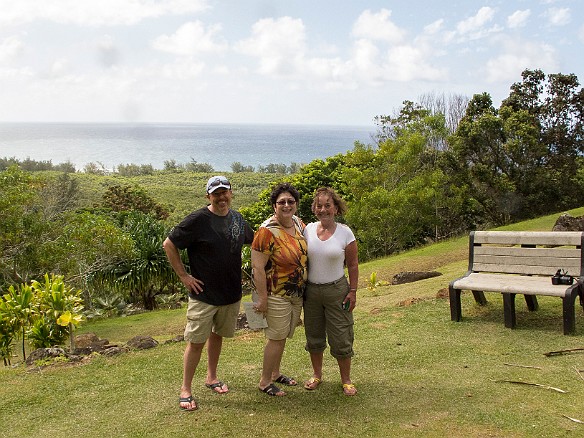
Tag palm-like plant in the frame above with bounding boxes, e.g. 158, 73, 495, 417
94, 212, 175, 310
0, 302, 16, 365
2, 284, 35, 360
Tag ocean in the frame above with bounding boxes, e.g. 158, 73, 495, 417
0, 123, 375, 172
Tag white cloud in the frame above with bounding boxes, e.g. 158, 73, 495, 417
457, 7, 496, 34
351, 9, 405, 44
424, 19, 444, 35
161, 58, 205, 80
485, 38, 558, 83
152, 21, 227, 56
234, 8, 450, 89
544, 7, 571, 26
507, 10, 531, 28
49, 59, 69, 78
347, 9, 446, 84
351, 38, 383, 81
0, 35, 24, 62
0, 0, 209, 27
302, 56, 347, 86
235, 17, 307, 76
96, 35, 121, 68
384, 45, 448, 82
453, 6, 503, 42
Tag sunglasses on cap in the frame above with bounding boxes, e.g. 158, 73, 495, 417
207, 177, 231, 192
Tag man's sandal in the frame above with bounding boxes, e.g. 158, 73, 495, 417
205, 381, 228, 394
179, 395, 198, 411
342, 383, 357, 396
303, 377, 322, 390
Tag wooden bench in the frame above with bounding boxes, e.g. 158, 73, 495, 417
449, 231, 584, 335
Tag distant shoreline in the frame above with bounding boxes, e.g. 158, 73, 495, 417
0, 122, 375, 172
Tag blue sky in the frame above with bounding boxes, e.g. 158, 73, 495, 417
0, 0, 582, 126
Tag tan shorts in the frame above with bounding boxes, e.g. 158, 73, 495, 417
184, 298, 241, 344
265, 295, 303, 340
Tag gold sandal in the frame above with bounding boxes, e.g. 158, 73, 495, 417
342, 383, 357, 396
303, 377, 322, 390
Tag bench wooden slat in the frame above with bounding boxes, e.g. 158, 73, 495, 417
452, 273, 574, 297
474, 247, 580, 258
473, 231, 583, 246
473, 255, 580, 274
471, 262, 578, 276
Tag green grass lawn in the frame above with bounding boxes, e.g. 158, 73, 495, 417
2, 206, 584, 437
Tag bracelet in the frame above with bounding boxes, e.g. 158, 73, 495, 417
350, 288, 357, 291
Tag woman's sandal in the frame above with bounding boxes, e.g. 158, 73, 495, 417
303, 377, 322, 390
342, 383, 357, 396
259, 383, 286, 396
275, 374, 297, 386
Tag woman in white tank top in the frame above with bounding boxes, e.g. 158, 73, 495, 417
302, 187, 359, 396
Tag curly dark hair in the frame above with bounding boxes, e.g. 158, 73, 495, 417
311, 187, 347, 216
270, 182, 300, 206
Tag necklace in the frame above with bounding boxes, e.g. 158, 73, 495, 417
275, 215, 294, 229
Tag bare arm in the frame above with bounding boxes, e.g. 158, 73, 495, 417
344, 240, 359, 312
251, 249, 270, 313
162, 237, 204, 294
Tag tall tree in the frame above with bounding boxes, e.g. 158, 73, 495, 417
447, 93, 515, 223
501, 69, 584, 210
348, 106, 459, 259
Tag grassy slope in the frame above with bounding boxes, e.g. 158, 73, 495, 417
2, 207, 584, 437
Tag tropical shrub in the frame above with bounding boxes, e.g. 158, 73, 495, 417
28, 274, 84, 350
0, 274, 84, 363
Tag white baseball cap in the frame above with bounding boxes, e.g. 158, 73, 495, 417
206, 176, 231, 194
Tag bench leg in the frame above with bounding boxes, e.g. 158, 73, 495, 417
524, 295, 539, 311
503, 293, 517, 329
449, 285, 462, 322
472, 291, 488, 306
562, 296, 576, 335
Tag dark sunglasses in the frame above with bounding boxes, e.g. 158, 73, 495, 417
276, 199, 296, 206
208, 177, 230, 189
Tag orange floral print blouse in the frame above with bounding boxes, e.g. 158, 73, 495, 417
251, 216, 308, 298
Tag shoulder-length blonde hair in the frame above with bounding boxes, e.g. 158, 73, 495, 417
311, 187, 347, 216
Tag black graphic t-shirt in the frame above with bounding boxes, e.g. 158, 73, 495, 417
167, 207, 254, 305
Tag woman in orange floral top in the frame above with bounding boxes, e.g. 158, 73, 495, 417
251, 182, 307, 396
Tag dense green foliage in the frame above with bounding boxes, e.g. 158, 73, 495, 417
241, 69, 584, 260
